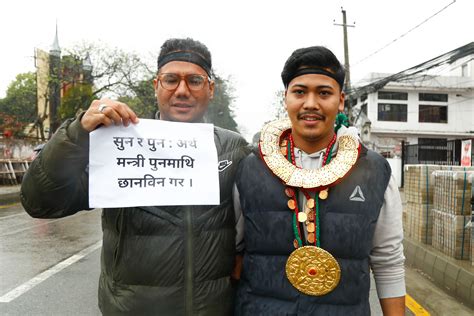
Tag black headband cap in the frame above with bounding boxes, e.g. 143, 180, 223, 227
158, 51, 212, 76
284, 67, 344, 89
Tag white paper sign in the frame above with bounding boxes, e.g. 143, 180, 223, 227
89, 119, 219, 208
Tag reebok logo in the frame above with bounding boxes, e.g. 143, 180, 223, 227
349, 185, 366, 202
218, 160, 232, 172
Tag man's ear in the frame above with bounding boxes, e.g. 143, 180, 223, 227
338, 91, 345, 112
209, 80, 215, 100
284, 90, 288, 109
153, 78, 159, 95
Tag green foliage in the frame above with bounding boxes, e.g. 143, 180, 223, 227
60, 84, 94, 120
206, 76, 239, 132
118, 78, 156, 119
60, 55, 86, 87
0, 72, 37, 136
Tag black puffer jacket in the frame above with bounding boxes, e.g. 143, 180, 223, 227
234, 148, 391, 316
21, 117, 250, 315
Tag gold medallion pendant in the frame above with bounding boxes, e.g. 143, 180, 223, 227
286, 246, 341, 296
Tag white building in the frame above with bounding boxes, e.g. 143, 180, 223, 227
351, 42, 474, 158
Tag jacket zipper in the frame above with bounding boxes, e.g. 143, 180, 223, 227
184, 207, 193, 315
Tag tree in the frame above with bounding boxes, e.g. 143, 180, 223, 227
3, 43, 241, 138
206, 76, 239, 132
245, 89, 288, 145
54, 43, 155, 120
27, 43, 155, 137
64, 44, 240, 128
117, 74, 241, 131
271, 89, 287, 120
60, 83, 94, 119
66, 42, 154, 98
118, 78, 157, 119
0, 72, 37, 136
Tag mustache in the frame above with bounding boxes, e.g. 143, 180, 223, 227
297, 111, 325, 120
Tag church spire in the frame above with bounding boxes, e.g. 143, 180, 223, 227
48, 20, 62, 137
50, 21, 61, 56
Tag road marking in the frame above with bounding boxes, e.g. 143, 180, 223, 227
0, 203, 20, 209
406, 294, 431, 315
0, 218, 67, 237
0, 213, 26, 220
0, 241, 102, 303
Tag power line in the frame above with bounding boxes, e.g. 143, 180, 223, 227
353, 0, 457, 67
348, 42, 474, 97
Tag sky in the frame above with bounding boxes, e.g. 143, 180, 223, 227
0, 0, 472, 140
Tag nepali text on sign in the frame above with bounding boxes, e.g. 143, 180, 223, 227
89, 119, 219, 207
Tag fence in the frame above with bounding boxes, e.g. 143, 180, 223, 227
401, 138, 474, 187
0, 137, 42, 185
0, 159, 30, 185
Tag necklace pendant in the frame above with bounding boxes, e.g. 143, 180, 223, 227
286, 246, 341, 296
307, 222, 315, 233
293, 239, 299, 249
307, 211, 315, 221
260, 119, 359, 188
287, 199, 296, 210
319, 189, 329, 200
307, 233, 315, 243
306, 198, 315, 209
297, 212, 307, 222
285, 187, 295, 198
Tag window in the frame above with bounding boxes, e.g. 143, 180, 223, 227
378, 91, 408, 100
418, 138, 447, 145
418, 138, 447, 162
461, 64, 468, 77
378, 103, 407, 122
419, 93, 448, 102
419, 105, 447, 123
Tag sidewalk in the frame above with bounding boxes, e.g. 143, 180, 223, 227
399, 189, 474, 308
404, 236, 474, 307
0, 184, 21, 206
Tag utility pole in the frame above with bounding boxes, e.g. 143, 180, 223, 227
334, 7, 355, 118
334, 7, 355, 92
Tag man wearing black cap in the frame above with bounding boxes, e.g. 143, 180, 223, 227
233, 46, 405, 315
21, 38, 249, 315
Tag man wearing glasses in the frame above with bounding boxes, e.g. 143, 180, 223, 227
21, 38, 249, 315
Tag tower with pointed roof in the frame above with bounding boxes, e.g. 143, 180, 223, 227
31, 24, 94, 140
82, 53, 93, 83
48, 23, 61, 136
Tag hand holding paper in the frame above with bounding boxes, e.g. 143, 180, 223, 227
89, 119, 219, 208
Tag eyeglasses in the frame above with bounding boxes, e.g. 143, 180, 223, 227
157, 73, 210, 91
